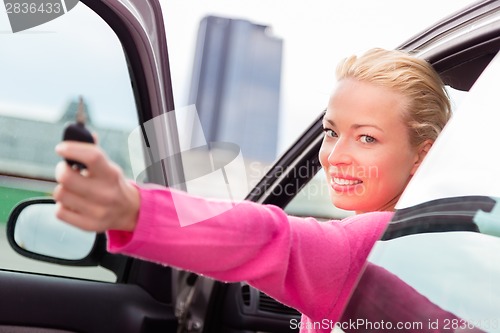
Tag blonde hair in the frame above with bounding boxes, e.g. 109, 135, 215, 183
336, 48, 451, 147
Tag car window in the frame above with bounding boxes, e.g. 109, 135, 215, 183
397, 52, 500, 209
0, 4, 138, 282
371, 232, 500, 326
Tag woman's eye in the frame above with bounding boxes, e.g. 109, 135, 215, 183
360, 135, 376, 144
323, 128, 337, 138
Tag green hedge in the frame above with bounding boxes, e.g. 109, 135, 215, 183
0, 186, 49, 224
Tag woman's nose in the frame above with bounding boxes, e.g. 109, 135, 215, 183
327, 138, 352, 166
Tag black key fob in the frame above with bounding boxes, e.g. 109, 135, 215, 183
63, 122, 95, 170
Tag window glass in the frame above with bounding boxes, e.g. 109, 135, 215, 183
0, 4, 138, 281
363, 231, 500, 332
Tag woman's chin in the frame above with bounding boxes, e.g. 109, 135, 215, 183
330, 195, 362, 212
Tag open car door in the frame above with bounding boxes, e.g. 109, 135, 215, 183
0, 0, 182, 331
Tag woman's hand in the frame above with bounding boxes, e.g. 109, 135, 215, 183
54, 142, 140, 232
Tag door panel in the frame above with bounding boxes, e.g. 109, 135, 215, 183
0, 271, 176, 333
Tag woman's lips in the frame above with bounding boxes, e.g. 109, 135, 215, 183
332, 177, 362, 185
330, 176, 364, 193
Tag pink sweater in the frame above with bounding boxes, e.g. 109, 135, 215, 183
107, 185, 393, 333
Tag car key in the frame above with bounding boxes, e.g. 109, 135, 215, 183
62, 96, 95, 170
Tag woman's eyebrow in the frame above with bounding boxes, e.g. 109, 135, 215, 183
352, 124, 384, 132
322, 118, 384, 133
322, 118, 335, 127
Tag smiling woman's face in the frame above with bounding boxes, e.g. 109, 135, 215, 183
319, 79, 422, 214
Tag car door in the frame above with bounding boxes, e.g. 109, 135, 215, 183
0, 0, 180, 331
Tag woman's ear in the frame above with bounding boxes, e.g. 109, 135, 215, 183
410, 139, 433, 175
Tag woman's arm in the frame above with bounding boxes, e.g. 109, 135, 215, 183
107, 185, 392, 321
54, 141, 392, 322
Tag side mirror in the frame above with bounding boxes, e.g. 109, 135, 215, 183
6, 198, 106, 266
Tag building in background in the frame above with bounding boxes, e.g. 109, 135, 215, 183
188, 16, 283, 162
0, 99, 131, 180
